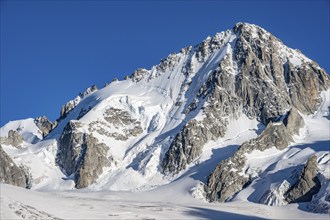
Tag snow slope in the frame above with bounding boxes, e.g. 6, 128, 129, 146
0, 118, 43, 144
1, 183, 328, 220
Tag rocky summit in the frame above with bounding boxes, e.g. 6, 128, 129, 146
1, 22, 329, 214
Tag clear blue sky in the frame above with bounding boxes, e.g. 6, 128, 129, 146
1, 0, 329, 126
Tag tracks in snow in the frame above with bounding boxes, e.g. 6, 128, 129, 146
8, 201, 62, 220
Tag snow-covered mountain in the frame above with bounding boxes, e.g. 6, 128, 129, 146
1, 22, 329, 219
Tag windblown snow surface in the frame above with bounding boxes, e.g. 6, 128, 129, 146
1, 182, 328, 220
1, 24, 330, 219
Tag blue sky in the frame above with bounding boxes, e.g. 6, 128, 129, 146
1, 0, 329, 126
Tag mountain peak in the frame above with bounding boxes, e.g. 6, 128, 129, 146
1, 23, 329, 215
233, 22, 264, 33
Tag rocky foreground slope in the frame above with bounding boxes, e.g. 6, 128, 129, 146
1, 22, 329, 214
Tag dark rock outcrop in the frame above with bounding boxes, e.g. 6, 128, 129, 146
74, 134, 111, 188
287, 62, 330, 114
56, 121, 111, 188
34, 116, 54, 137
0, 130, 24, 148
0, 145, 27, 188
283, 107, 305, 135
285, 155, 321, 203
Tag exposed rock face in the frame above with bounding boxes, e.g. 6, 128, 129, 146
239, 122, 293, 152
56, 121, 111, 188
34, 116, 53, 137
233, 23, 329, 122
56, 121, 83, 175
285, 155, 321, 203
74, 134, 111, 188
162, 119, 212, 174
287, 62, 330, 114
162, 52, 241, 175
204, 154, 248, 202
59, 85, 98, 119
205, 122, 292, 202
204, 106, 305, 202
157, 53, 183, 73
283, 107, 305, 135
88, 107, 143, 141
234, 24, 291, 124
0, 145, 27, 187
0, 130, 24, 147
162, 22, 329, 176
131, 68, 149, 82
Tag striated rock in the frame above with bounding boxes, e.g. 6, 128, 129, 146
0, 130, 24, 148
0, 145, 27, 188
287, 62, 330, 114
204, 153, 248, 202
283, 107, 304, 135
239, 122, 293, 152
234, 23, 292, 124
56, 121, 111, 188
195, 31, 233, 62
204, 121, 293, 202
56, 121, 84, 175
162, 120, 209, 175
234, 22, 329, 121
162, 55, 241, 175
204, 104, 307, 202
162, 22, 329, 177
74, 134, 111, 188
34, 116, 53, 137
285, 155, 321, 203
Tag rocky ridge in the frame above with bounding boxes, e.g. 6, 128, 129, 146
59, 85, 98, 120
